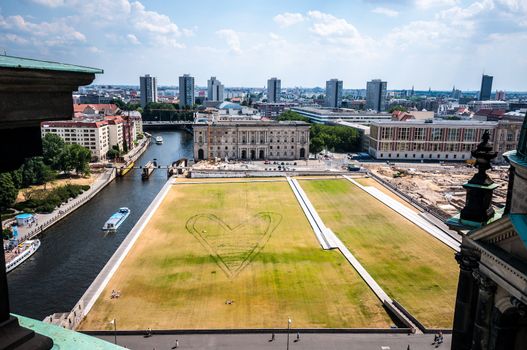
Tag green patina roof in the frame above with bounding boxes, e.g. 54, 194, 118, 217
0, 55, 103, 74
14, 314, 124, 350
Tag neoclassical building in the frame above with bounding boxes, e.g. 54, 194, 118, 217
448, 117, 527, 350
193, 121, 310, 161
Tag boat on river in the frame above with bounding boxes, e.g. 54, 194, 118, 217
102, 207, 130, 231
118, 161, 135, 177
6, 239, 41, 273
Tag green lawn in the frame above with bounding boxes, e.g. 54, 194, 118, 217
299, 178, 458, 328
80, 180, 391, 330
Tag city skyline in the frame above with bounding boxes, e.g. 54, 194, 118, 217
1, 0, 526, 90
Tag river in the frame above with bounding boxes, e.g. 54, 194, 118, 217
7, 130, 193, 320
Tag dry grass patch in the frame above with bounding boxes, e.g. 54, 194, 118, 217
300, 179, 458, 329
80, 181, 391, 330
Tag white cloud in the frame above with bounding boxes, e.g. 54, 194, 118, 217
127, 34, 140, 45
273, 12, 304, 27
415, 0, 459, 9
31, 0, 65, 7
372, 7, 399, 17
216, 29, 242, 54
307, 10, 360, 37
27, 0, 189, 48
0, 14, 86, 47
131, 1, 180, 35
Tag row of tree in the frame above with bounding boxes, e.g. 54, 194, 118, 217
0, 134, 91, 212
277, 111, 361, 154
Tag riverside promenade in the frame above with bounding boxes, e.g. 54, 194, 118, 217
8, 137, 151, 244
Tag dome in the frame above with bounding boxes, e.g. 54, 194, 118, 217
218, 101, 242, 110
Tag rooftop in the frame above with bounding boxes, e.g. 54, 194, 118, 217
0, 55, 103, 74
292, 106, 391, 117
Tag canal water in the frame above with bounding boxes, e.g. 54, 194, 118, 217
8, 130, 193, 320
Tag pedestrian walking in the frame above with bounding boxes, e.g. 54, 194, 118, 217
296, 331, 300, 342
407, 345, 410, 350
270, 332, 275, 342
173, 339, 179, 348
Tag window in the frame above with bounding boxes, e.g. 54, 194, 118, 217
398, 128, 410, 140
415, 128, 426, 141
448, 129, 459, 141
381, 128, 393, 140
432, 128, 443, 141
464, 129, 475, 141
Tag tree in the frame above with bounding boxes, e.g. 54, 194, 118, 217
0, 173, 18, 211
42, 133, 65, 169
21, 157, 55, 186
277, 110, 310, 122
67, 144, 91, 175
389, 105, 408, 113
106, 145, 121, 161
309, 137, 324, 154
10, 169, 22, 189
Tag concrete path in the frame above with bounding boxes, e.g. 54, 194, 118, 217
343, 176, 460, 252
94, 332, 450, 350
286, 177, 336, 250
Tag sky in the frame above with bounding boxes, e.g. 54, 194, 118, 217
1, 0, 527, 90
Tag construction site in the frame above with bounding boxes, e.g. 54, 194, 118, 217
363, 162, 510, 220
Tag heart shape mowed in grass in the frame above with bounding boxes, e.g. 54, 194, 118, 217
185, 212, 282, 278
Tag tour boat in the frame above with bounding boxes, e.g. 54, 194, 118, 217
102, 207, 131, 231
155, 136, 163, 144
5, 239, 41, 273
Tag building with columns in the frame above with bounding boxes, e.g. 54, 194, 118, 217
448, 115, 527, 349
193, 120, 309, 161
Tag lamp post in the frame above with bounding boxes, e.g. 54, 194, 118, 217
110, 319, 117, 345
286, 317, 292, 350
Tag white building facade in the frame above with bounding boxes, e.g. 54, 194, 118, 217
41, 120, 110, 161
193, 121, 310, 161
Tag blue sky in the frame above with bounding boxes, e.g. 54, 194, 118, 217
1, 0, 526, 90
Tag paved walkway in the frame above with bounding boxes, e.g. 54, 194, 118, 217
343, 176, 460, 252
286, 177, 336, 250
12, 169, 116, 243
93, 332, 451, 350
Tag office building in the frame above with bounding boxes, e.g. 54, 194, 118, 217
468, 100, 509, 112
480, 74, 493, 101
366, 79, 387, 112
267, 77, 281, 103
291, 106, 392, 124
325, 79, 343, 108
193, 120, 310, 161
207, 77, 224, 102
254, 102, 298, 118
139, 74, 157, 108
368, 119, 521, 162
179, 74, 195, 108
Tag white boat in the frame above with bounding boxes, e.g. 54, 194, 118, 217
155, 136, 163, 144
6, 239, 41, 273
102, 207, 131, 231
